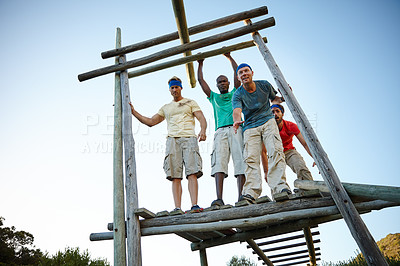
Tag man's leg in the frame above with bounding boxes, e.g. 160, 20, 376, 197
236, 174, 245, 200
211, 128, 229, 204
171, 178, 182, 208
285, 149, 313, 180
242, 126, 263, 199
229, 126, 247, 201
215, 172, 225, 200
188, 174, 199, 206
262, 119, 290, 195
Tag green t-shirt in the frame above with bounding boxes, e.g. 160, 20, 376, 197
207, 88, 237, 131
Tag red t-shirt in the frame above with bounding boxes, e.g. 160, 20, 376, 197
280, 120, 300, 152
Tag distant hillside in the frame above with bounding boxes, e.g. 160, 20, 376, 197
377, 233, 400, 258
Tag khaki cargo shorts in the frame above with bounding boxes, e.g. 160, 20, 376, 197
211, 126, 246, 177
163, 137, 203, 180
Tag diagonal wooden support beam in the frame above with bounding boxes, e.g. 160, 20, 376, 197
303, 227, 317, 266
171, 0, 196, 88
244, 18, 388, 266
246, 239, 274, 266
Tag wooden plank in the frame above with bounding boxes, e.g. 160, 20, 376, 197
295, 179, 400, 204
261, 239, 320, 253
275, 258, 321, 266
127, 38, 267, 79
266, 247, 320, 259
247, 239, 274, 266
171, 0, 196, 88
254, 231, 319, 247
101, 6, 268, 59
271, 253, 321, 264
140, 200, 396, 236
113, 28, 127, 266
78, 17, 275, 82
120, 46, 142, 266
245, 18, 389, 266
141, 197, 336, 228
175, 232, 202, 242
134, 208, 156, 219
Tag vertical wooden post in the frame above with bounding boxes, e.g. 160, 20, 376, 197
171, 0, 196, 88
245, 19, 388, 266
246, 239, 274, 266
199, 249, 208, 266
303, 227, 317, 266
113, 27, 127, 266
120, 43, 142, 266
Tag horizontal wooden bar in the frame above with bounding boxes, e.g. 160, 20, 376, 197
140, 200, 395, 236
90, 232, 113, 241
101, 6, 268, 59
127, 38, 267, 78
261, 239, 321, 253
294, 180, 400, 204
78, 17, 275, 82
265, 247, 321, 259
276, 258, 321, 266
271, 253, 321, 264
250, 231, 319, 247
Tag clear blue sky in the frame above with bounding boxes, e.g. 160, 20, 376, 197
0, 0, 399, 265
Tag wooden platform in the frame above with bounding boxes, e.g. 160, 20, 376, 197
93, 185, 399, 265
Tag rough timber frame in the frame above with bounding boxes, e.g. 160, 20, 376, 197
78, 3, 399, 266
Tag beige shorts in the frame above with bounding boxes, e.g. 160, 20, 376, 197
211, 126, 246, 177
163, 137, 203, 180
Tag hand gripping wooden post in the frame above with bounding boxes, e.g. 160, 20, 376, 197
244, 19, 388, 266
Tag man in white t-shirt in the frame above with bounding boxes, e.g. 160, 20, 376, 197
129, 76, 207, 213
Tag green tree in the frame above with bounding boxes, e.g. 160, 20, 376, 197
39, 247, 110, 266
0, 216, 43, 265
227, 255, 257, 266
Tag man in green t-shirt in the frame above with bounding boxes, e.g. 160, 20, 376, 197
197, 53, 246, 206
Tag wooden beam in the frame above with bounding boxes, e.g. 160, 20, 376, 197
140, 200, 395, 236
120, 52, 142, 265
127, 38, 267, 78
141, 197, 336, 229
295, 180, 400, 204
101, 6, 268, 59
171, 0, 196, 88
245, 18, 389, 266
199, 249, 208, 266
303, 227, 317, 266
78, 17, 275, 82
113, 28, 127, 266
246, 239, 274, 266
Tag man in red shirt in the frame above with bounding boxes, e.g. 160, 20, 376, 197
271, 104, 315, 181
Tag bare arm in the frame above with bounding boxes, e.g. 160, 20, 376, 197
232, 108, 244, 133
223, 52, 240, 89
296, 132, 316, 167
197, 59, 211, 98
193, 110, 207, 142
129, 102, 164, 127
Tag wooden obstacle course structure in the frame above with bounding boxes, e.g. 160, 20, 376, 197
78, 3, 399, 266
